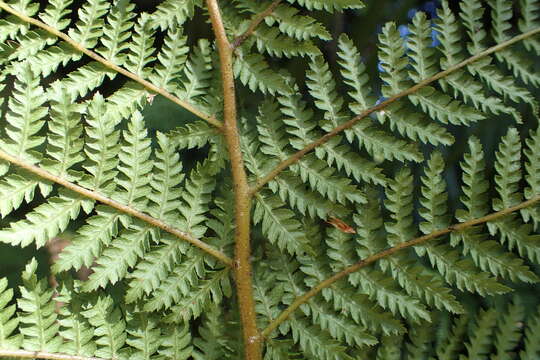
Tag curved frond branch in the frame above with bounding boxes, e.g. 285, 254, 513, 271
0, 349, 106, 360
0, 0, 222, 129
250, 26, 540, 193
0, 149, 233, 267
206, 0, 261, 358
232, 0, 282, 49
261, 194, 540, 339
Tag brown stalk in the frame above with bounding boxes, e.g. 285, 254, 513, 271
205, 0, 262, 359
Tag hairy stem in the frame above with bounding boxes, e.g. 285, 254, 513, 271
0, 0, 222, 129
261, 194, 540, 338
0, 350, 106, 360
0, 149, 233, 266
232, 0, 282, 49
205, 1, 261, 359
250, 26, 540, 194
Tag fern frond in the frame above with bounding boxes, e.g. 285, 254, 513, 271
408, 12, 486, 126
177, 39, 213, 104
489, 128, 540, 263
82, 296, 127, 359
150, 28, 189, 91
492, 300, 524, 360
124, 14, 155, 78
97, 0, 135, 65
149, 0, 199, 31
490, 0, 540, 86
82, 223, 151, 291
42, 83, 85, 179
436, 1, 522, 122
253, 24, 320, 58
254, 192, 311, 255
453, 136, 537, 282
523, 127, 540, 228
286, 0, 364, 12
462, 308, 498, 360
17, 259, 61, 353
0, 190, 93, 248
1, 64, 47, 164
420, 152, 515, 290
67, 0, 109, 48
167, 269, 231, 323
158, 324, 193, 360
379, 23, 454, 145
234, 50, 292, 95
126, 313, 162, 360
0, 278, 22, 350
55, 281, 97, 357
0, 172, 38, 218
278, 94, 387, 185
520, 304, 540, 360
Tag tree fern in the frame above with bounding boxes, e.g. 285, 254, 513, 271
0, 0, 539, 359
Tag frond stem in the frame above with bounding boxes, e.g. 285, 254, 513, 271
232, 0, 282, 49
0, 149, 233, 267
206, 0, 262, 358
0, 349, 106, 360
0, 0, 223, 129
250, 26, 540, 194
261, 194, 540, 338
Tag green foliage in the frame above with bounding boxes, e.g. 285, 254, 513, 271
0, 0, 539, 359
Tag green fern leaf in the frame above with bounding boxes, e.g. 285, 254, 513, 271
462, 308, 498, 360
42, 83, 85, 178
234, 51, 292, 95
520, 304, 540, 360
523, 126, 540, 228
150, 28, 189, 90
177, 39, 213, 103
489, 128, 540, 262
53, 206, 123, 272
158, 324, 193, 360
0, 190, 93, 248
126, 313, 162, 360
167, 269, 231, 323
254, 25, 320, 58
55, 281, 97, 357
0, 278, 22, 350
67, 0, 109, 48
0, 173, 38, 218
1, 64, 47, 164
254, 192, 311, 255
492, 301, 525, 360
38, 0, 73, 30
149, 0, 199, 31
17, 259, 61, 353
453, 136, 537, 282
82, 296, 127, 359
285, 0, 364, 12
490, 0, 540, 86
124, 14, 155, 77
436, 1, 522, 122
98, 0, 135, 65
